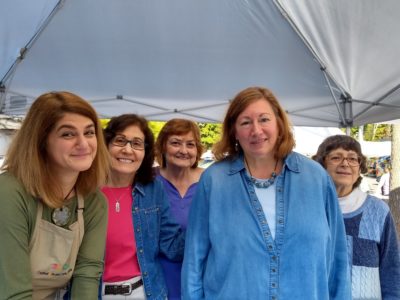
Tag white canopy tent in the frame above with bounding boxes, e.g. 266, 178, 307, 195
1, 0, 400, 126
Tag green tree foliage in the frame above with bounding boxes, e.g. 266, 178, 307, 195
100, 119, 110, 129
148, 121, 165, 140
347, 124, 391, 141
198, 122, 222, 150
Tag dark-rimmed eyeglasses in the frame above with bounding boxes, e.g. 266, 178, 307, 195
111, 136, 145, 150
326, 154, 360, 167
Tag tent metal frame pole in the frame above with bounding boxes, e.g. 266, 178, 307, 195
91, 96, 171, 112
321, 69, 347, 126
353, 82, 400, 120
0, 84, 5, 114
91, 96, 227, 122
341, 94, 353, 127
273, 0, 351, 127
0, 0, 64, 88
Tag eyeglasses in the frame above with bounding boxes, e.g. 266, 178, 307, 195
326, 154, 360, 167
111, 136, 145, 150
168, 139, 196, 149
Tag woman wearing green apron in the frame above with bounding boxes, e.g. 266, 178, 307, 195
0, 92, 110, 299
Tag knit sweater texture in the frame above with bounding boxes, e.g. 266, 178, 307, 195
342, 193, 400, 300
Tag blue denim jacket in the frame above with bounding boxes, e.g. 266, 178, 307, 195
182, 152, 351, 300
132, 179, 185, 300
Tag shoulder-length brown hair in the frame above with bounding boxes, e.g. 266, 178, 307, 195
103, 114, 155, 185
213, 86, 295, 161
155, 118, 204, 168
312, 134, 368, 189
3, 91, 110, 208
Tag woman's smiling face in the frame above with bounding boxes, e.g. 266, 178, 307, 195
108, 125, 145, 181
234, 98, 279, 160
325, 148, 361, 196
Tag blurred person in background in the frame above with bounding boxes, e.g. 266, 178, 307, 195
155, 118, 204, 300
376, 165, 391, 199
313, 134, 400, 300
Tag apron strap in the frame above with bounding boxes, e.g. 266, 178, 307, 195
29, 200, 43, 249
76, 194, 85, 244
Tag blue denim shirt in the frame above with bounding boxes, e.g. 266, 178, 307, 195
132, 179, 185, 300
182, 152, 351, 300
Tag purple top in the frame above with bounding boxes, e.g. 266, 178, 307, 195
157, 174, 198, 300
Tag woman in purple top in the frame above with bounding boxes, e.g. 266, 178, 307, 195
155, 118, 204, 300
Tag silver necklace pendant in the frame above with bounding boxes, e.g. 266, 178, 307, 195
115, 201, 120, 213
52, 205, 71, 226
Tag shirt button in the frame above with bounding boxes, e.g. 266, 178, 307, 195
268, 245, 273, 250
139, 249, 144, 254
271, 282, 276, 287
136, 228, 140, 232
278, 218, 283, 224
143, 272, 148, 276
272, 256, 277, 261
272, 268, 276, 273
272, 296, 277, 300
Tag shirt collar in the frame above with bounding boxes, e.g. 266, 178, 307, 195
134, 182, 146, 196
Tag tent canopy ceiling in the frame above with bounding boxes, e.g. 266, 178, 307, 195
1, 0, 399, 126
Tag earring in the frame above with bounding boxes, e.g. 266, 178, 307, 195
235, 140, 239, 152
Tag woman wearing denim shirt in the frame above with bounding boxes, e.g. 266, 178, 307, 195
101, 114, 185, 300
182, 87, 351, 299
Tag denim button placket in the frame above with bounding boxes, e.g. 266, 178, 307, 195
245, 167, 281, 299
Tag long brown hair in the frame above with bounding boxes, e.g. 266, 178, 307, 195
3, 91, 109, 208
155, 118, 204, 168
213, 87, 295, 161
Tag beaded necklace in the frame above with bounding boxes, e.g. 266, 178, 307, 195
244, 157, 278, 189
